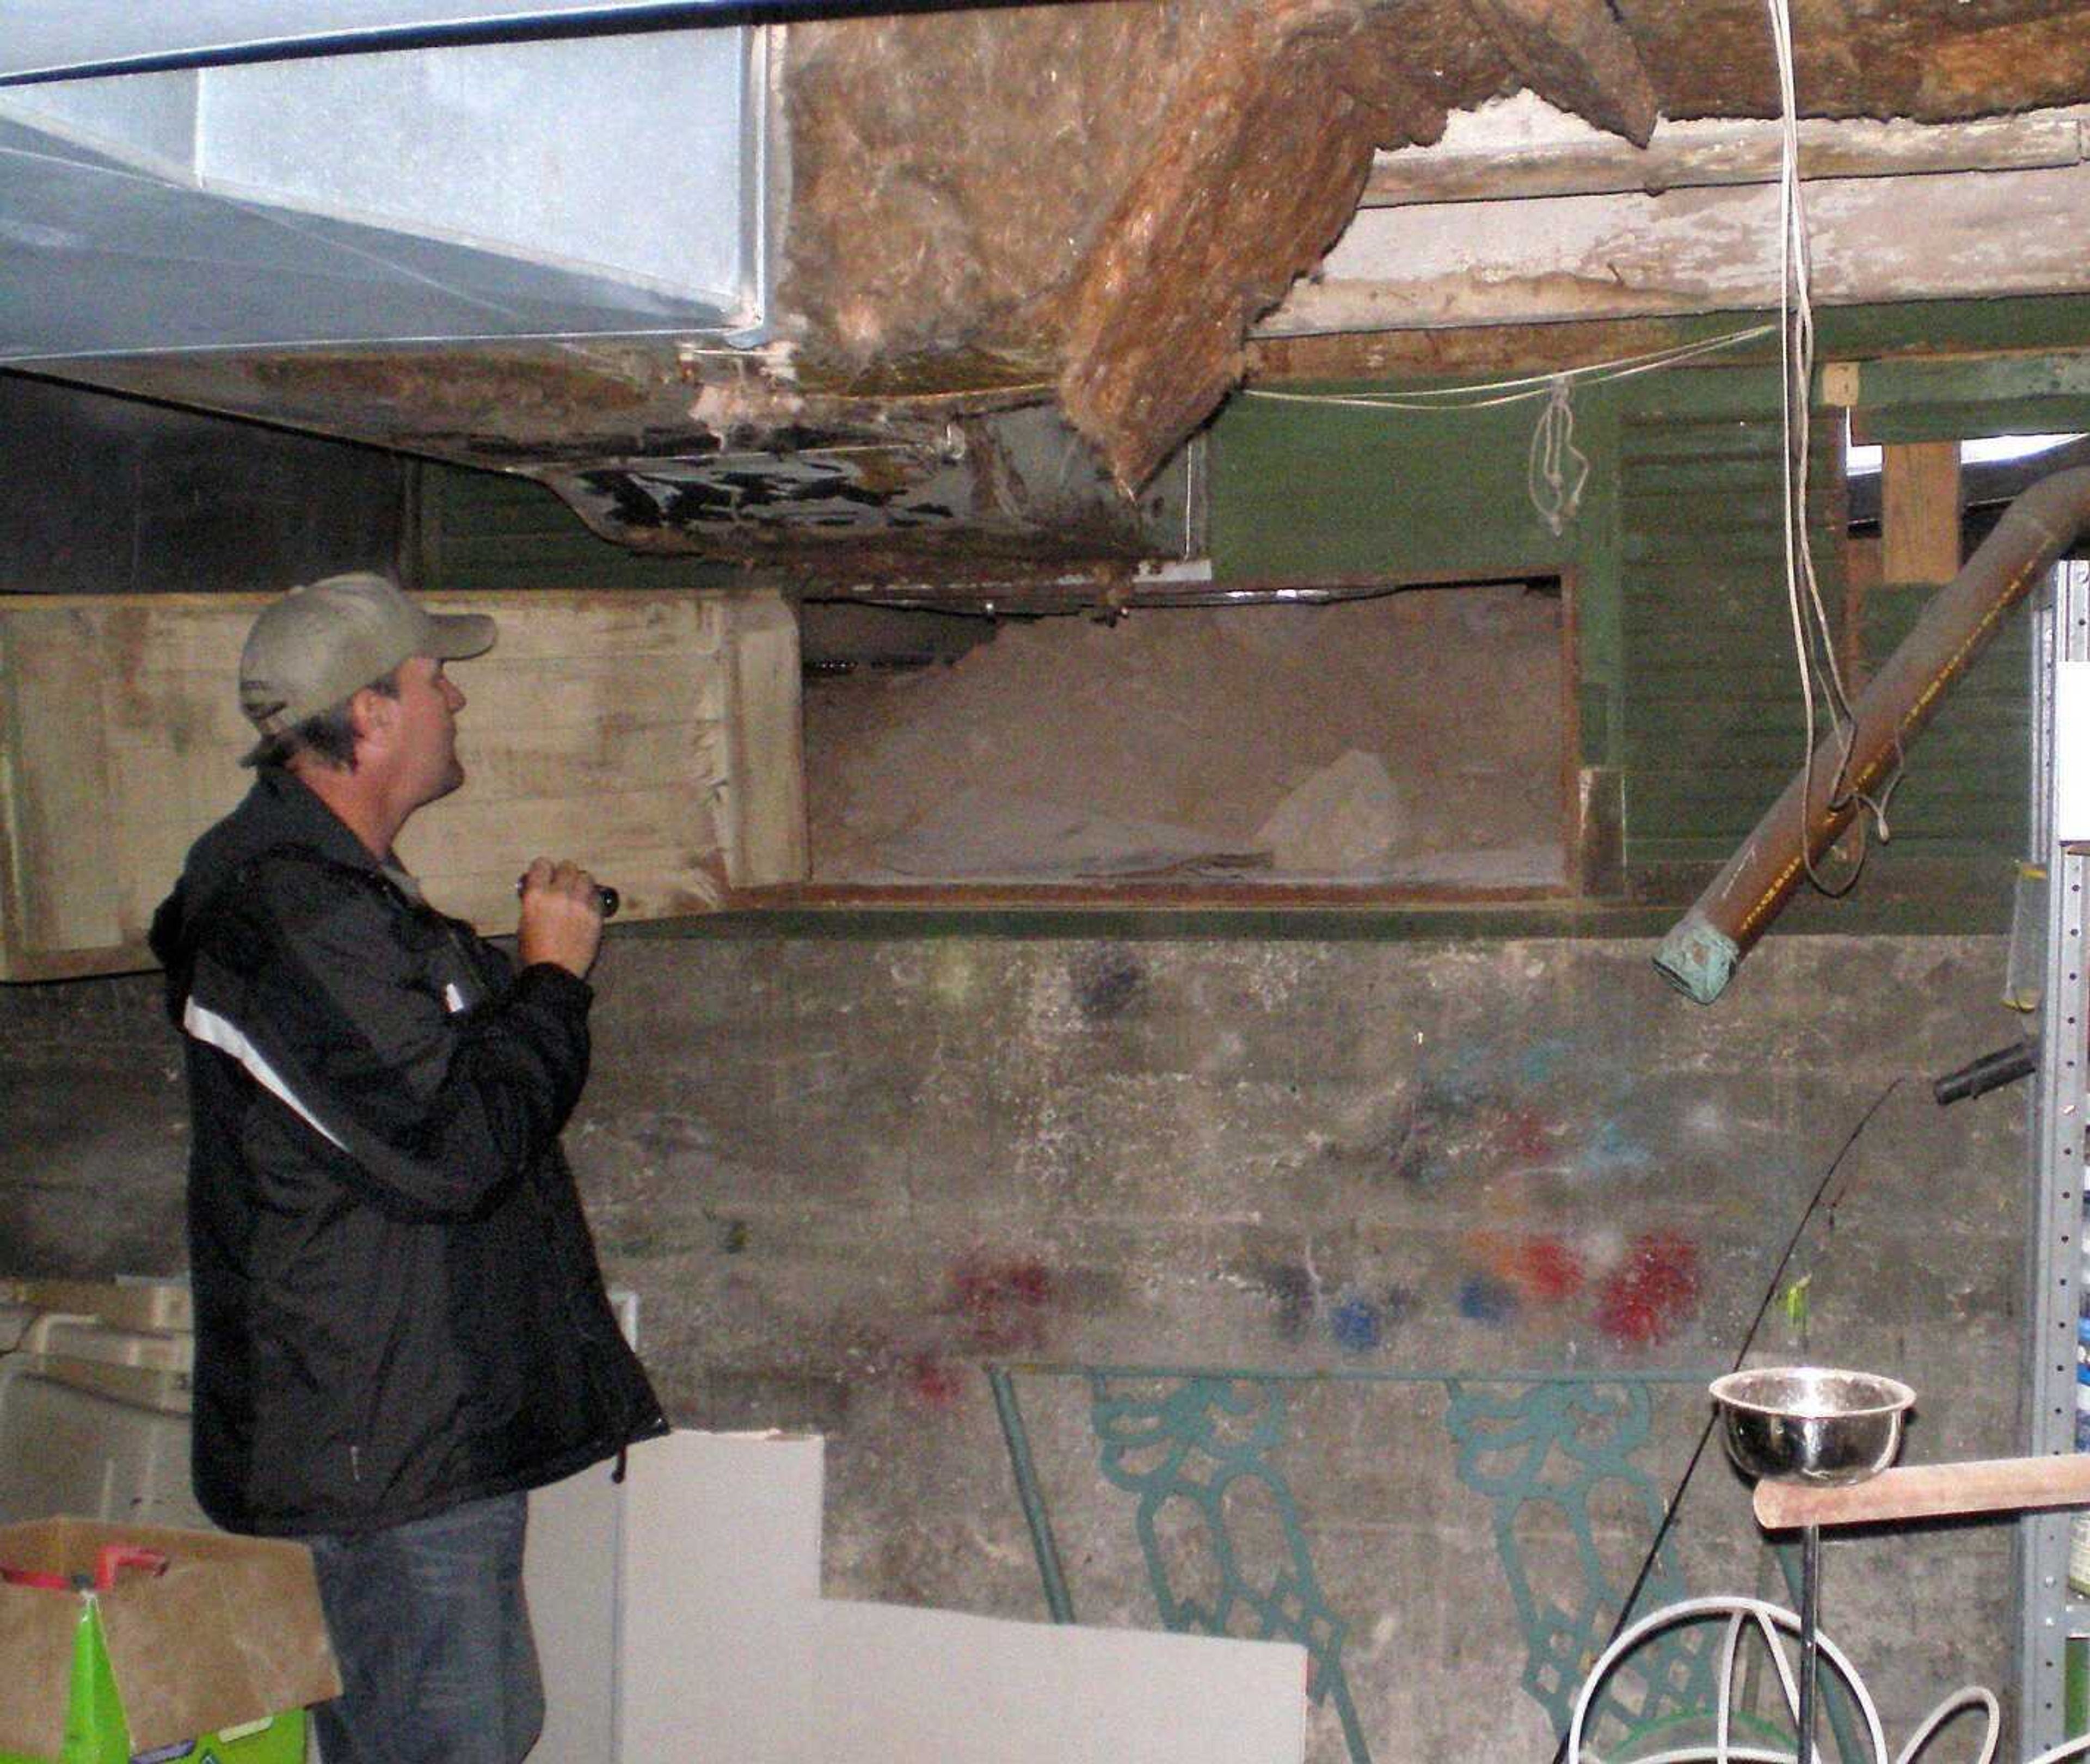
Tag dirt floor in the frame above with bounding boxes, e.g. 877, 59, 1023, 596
802, 582, 1568, 887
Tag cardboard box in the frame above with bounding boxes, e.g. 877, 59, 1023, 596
0, 1519, 340, 1763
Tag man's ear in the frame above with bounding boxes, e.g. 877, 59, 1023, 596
350, 685, 397, 753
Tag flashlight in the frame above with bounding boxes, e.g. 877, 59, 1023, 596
515, 874, 620, 920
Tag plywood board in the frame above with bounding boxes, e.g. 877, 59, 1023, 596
0, 588, 803, 981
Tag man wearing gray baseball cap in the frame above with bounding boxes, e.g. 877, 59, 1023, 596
150, 573, 666, 1764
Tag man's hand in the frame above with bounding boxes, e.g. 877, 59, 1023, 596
517, 857, 605, 980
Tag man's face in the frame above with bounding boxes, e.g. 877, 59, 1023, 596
391, 654, 468, 809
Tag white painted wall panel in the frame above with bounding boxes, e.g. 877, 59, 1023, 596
616, 1430, 1308, 1764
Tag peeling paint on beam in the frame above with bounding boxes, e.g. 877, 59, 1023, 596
800, 560, 1570, 616
1363, 106, 2090, 207
1245, 296, 2090, 384
1264, 160, 2090, 336
1244, 314, 1756, 381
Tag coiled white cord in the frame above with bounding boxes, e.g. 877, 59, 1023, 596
1567, 1596, 2090, 1764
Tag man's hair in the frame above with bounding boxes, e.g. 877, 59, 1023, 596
250, 666, 401, 772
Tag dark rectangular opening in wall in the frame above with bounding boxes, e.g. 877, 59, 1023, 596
800, 580, 1573, 899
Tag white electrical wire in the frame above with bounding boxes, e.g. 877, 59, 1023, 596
1243, 324, 1774, 533
1566, 1595, 2090, 1764
1530, 377, 1591, 537
1242, 325, 1777, 415
1766, 0, 1904, 889
1244, 0, 1909, 861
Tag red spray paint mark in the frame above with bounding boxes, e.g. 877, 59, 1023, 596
906, 1354, 963, 1411
1497, 1109, 1554, 1164
942, 1255, 1058, 1354
1520, 1236, 1586, 1302
1594, 1232, 1701, 1347
1467, 1233, 1586, 1306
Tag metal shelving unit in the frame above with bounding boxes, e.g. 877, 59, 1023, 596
2021, 560, 2090, 1753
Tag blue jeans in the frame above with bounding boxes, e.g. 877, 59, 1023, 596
308, 1493, 544, 1764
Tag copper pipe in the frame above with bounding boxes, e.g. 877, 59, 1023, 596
1656, 465, 2090, 1004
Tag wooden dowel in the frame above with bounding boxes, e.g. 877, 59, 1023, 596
1755, 1454, 2090, 1530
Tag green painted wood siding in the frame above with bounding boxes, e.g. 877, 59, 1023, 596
1850, 581, 2028, 858
1209, 387, 1589, 584
1614, 380, 1848, 869
413, 460, 747, 593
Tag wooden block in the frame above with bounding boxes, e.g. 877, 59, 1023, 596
439, 723, 726, 812
0, 589, 794, 982
95, 599, 255, 684
451, 664, 724, 743
398, 786, 721, 928
423, 591, 723, 662
415, 852, 732, 936
719, 593, 808, 889
1880, 441, 1962, 585
0, 606, 123, 966
1755, 1453, 2090, 1530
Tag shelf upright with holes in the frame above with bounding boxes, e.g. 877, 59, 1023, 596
2022, 560, 2090, 1754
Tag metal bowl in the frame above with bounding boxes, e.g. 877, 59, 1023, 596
1708, 1366, 1915, 1486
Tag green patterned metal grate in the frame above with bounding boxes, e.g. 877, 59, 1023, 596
991, 1366, 1743, 1764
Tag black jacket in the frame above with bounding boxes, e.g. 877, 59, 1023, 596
150, 767, 666, 1537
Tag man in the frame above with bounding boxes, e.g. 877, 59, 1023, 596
149, 572, 667, 1764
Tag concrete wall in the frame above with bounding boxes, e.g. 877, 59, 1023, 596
0, 929, 2028, 1762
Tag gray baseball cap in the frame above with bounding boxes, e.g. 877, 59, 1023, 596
239, 573, 494, 764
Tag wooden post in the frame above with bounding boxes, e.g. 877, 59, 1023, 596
1881, 441, 1963, 585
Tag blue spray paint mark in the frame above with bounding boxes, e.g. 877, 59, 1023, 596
1328, 1293, 1384, 1354
1517, 1037, 1572, 1086
1433, 1046, 1492, 1108
1458, 1275, 1519, 1324
1581, 1117, 1655, 1176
